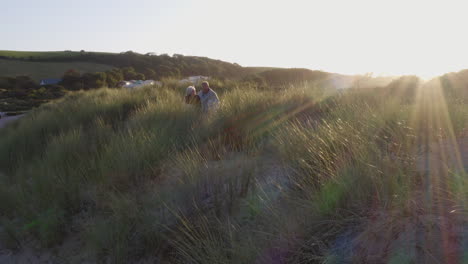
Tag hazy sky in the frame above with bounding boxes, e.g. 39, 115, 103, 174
3, 0, 468, 78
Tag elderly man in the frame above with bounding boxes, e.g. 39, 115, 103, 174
198, 81, 219, 113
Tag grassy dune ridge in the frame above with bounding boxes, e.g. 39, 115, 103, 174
0, 78, 467, 263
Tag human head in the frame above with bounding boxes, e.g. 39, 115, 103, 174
185, 86, 196, 96
201, 81, 210, 93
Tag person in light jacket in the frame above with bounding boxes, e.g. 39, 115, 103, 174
198, 81, 219, 113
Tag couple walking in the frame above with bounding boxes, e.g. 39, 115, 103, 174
185, 81, 219, 113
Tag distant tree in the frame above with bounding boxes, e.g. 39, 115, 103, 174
158, 65, 179, 78
15, 75, 38, 90
122, 67, 136, 80
82, 72, 107, 89
134, 73, 145, 80
61, 69, 83, 90
105, 69, 124, 87
172, 68, 181, 78
143, 68, 156, 80
46, 84, 66, 98
121, 67, 145, 80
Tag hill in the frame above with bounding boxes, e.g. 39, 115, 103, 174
0, 50, 113, 59
0, 50, 398, 91
0, 50, 246, 80
0, 59, 114, 81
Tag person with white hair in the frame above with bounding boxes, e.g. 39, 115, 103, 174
185, 86, 200, 106
198, 81, 219, 113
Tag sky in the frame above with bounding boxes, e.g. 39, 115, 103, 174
2, 0, 468, 78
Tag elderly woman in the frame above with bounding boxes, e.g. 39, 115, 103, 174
185, 86, 201, 106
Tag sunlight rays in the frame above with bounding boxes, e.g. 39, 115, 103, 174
404, 75, 467, 262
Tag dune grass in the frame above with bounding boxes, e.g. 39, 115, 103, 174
0, 77, 466, 263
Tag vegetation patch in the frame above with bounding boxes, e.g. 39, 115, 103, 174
0, 74, 466, 263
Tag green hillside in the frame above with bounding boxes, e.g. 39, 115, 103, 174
0, 50, 247, 80
0, 50, 113, 59
0, 51, 397, 90
0, 59, 114, 81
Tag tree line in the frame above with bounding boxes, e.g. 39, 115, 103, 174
61, 67, 146, 90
